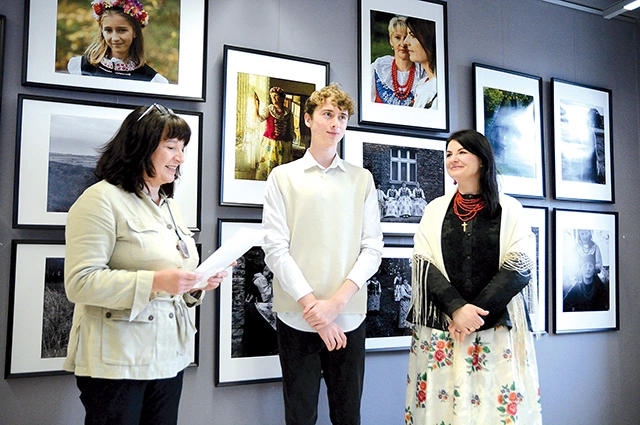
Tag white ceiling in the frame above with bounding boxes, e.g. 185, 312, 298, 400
542, 0, 640, 21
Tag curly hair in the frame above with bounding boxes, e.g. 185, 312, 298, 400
304, 83, 355, 117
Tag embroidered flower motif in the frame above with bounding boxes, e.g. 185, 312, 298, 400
502, 348, 513, 360
437, 389, 449, 403
414, 372, 427, 409
428, 332, 453, 370
403, 406, 414, 425
497, 382, 524, 425
471, 394, 481, 407
465, 337, 490, 374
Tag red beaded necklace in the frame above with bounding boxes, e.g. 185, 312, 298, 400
392, 60, 415, 100
453, 191, 485, 231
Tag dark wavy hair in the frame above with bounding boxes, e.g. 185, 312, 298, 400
95, 104, 191, 198
447, 129, 500, 217
405, 16, 436, 76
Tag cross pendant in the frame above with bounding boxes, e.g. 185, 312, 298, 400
461, 221, 468, 232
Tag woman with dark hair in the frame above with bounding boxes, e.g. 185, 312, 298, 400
404, 129, 542, 424
68, 0, 168, 82
64, 104, 228, 424
404, 17, 437, 109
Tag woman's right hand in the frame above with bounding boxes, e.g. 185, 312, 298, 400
449, 304, 488, 342
151, 269, 204, 295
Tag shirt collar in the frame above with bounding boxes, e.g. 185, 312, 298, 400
301, 150, 347, 172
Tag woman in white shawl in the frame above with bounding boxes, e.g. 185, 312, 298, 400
404, 130, 542, 425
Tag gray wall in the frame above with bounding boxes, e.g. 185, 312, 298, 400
1, 0, 639, 424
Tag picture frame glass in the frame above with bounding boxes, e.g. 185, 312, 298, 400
553, 210, 618, 333
220, 46, 329, 207
343, 128, 453, 235
359, 0, 448, 131
25, 0, 206, 99
474, 64, 545, 198
552, 79, 613, 202
14, 96, 201, 230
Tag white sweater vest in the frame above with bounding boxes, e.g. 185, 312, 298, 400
270, 161, 374, 314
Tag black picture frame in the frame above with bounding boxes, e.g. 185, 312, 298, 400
523, 205, 548, 334
220, 45, 329, 207
5, 240, 201, 378
22, 0, 207, 100
0, 15, 5, 110
552, 209, 619, 334
473, 63, 545, 198
12, 94, 202, 230
358, 0, 449, 132
343, 127, 453, 235
551, 78, 614, 203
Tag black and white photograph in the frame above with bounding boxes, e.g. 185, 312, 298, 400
359, 0, 448, 131
5, 240, 199, 378
551, 78, 614, 202
220, 45, 329, 207
13, 95, 202, 230
343, 127, 452, 234
553, 209, 619, 334
365, 246, 414, 351
5, 241, 68, 377
473, 63, 545, 198
523, 206, 548, 334
23, 0, 207, 100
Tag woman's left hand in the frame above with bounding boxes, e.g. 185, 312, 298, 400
199, 261, 237, 291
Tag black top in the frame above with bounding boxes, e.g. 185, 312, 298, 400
79, 56, 159, 81
419, 197, 530, 331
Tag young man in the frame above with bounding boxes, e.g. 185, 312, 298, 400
262, 84, 384, 425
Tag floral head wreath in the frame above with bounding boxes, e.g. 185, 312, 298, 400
91, 0, 149, 28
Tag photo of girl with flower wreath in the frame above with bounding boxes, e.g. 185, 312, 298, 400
55, 0, 180, 83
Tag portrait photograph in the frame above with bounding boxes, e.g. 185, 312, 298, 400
343, 127, 453, 235
14, 95, 202, 230
359, 0, 448, 131
233, 73, 316, 182
553, 209, 618, 334
23, 0, 206, 99
473, 63, 545, 198
220, 45, 329, 207
551, 78, 614, 202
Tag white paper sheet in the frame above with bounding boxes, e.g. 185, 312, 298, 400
193, 227, 268, 289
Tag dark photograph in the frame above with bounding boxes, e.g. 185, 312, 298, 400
41, 257, 74, 359
364, 142, 444, 225
366, 257, 413, 339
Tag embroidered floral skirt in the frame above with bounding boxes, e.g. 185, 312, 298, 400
404, 325, 542, 425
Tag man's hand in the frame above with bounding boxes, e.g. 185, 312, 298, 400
317, 322, 347, 351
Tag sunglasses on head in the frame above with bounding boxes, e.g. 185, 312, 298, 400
137, 103, 175, 122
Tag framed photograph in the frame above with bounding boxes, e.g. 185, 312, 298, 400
217, 219, 280, 385
216, 221, 414, 385
5, 240, 200, 378
473, 63, 545, 198
553, 209, 619, 334
365, 245, 413, 351
23, 0, 207, 100
551, 78, 614, 202
523, 206, 548, 334
359, 0, 448, 131
343, 127, 453, 235
220, 45, 329, 207
13, 95, 202, 230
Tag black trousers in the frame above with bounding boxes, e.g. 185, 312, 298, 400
76, 371, 184, 425
277, 318, 366, 425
